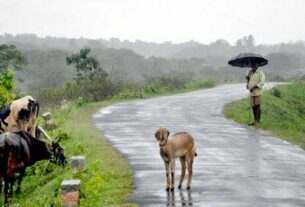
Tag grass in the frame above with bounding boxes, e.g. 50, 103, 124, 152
1, 79, 215, 206
112, 79, 215, 100
224, 81, 305, 149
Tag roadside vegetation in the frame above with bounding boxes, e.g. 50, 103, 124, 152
0, 101, 136, 207
224, 82, 305, 149
0, 44, 215, 206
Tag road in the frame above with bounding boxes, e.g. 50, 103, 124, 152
93, 83, 305, 207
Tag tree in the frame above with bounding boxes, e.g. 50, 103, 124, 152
0, 44, 27, 73
66, 47, 107, 81
0, 44, 26, 108
234, 35, 255, 51
245, 35, 255, 49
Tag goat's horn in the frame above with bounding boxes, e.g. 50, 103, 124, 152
37, 125, 53, 142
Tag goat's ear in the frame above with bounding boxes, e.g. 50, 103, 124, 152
155, 130, 160, 140
167, 130, 170, 138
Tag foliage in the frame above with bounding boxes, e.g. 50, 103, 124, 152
36, 71, 215, 108
0, 69, 16, 108
66, 47, 107, 82
0, 44, 27, 72
224, 82, 305, 149
0, 44, 26, 108
36, 75, 122, 108
1, 34, 303, 94
76, 96, 87, 107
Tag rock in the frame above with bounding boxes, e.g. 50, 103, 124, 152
42, 112, 52, 121
42, 112, 56, 129
71, 156, 87, 172
60, 100, 68, 109
61, 179, 81, 193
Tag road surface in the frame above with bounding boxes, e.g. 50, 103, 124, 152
93, 83, 305, 207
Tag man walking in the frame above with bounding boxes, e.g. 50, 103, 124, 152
246, 63, 265, 125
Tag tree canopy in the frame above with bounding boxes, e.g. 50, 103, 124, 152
66, 47, 107, 81
0, 44, 27, 72
0, 44, 26, 108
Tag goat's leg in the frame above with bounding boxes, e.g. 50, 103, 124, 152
9, 179, 14, 202
164, 161, 170, 191
6, 152, 16, 204
16, 170, 25, 194
3, 177, 16, 206
0, 177, 2, 194
170, 159, 176, 191
4, 179, 10, 207
178, 157, 186, 189
186, 156, 194, 190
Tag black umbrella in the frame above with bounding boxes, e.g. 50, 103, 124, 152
228, 52, 268, 68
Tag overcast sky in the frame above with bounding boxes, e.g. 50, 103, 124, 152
0, 0, 305, 44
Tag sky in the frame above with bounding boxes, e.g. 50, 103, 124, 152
0, 0, 305, 45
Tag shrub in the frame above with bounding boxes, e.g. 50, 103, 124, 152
272, 88, 281, 98
36, 75, 122, 108
0, 69, 15, 108
76, 96, 87, 107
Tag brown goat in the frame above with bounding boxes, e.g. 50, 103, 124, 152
155, 128, 197, 191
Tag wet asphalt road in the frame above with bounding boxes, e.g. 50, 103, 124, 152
93, 83, 305, 207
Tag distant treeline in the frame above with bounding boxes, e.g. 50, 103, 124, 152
1, 33, 305, 93
2, 33, 305, 58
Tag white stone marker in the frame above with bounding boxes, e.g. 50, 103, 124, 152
42, 112, 55, 129
61, 179, 81, 207
71, 156, 87, 172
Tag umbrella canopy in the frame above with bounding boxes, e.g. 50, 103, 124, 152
228, 53, 268, 68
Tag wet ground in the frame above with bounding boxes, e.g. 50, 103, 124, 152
93, 83, 305, 207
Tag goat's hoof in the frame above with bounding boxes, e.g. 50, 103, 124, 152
187, 186, 191, 190
170, 187, 174, 191
166, 187, 170, 191
178, 185, 182, 189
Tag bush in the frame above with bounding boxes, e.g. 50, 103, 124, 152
272, 88, 281, 98
76, 96, 87, 107
36, 75, 122, 108
0, 69, 15, 108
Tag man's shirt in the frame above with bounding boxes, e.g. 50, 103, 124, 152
247, 68, 265, 96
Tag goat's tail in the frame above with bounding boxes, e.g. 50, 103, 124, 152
195, 152, 198, 157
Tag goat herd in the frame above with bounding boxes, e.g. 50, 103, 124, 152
0, 96, 67, 206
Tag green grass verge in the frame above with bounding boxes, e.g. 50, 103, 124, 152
224, 81, 305, 149
111, 79, 215, 100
